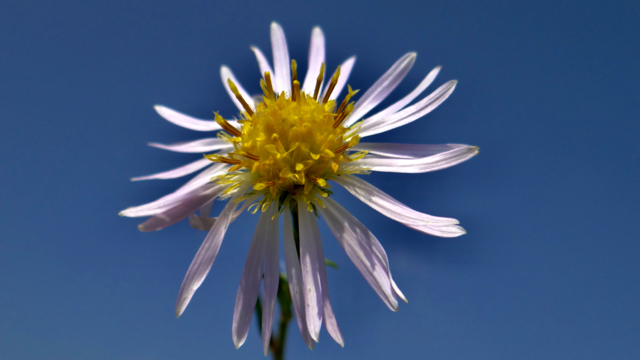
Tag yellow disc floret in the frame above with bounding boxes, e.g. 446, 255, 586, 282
207, 60, 367, 211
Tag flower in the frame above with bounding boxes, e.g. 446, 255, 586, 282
120, 22, 478, 352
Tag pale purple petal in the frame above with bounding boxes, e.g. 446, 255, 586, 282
362, 66, 441, 125
271, 22, 291, 95
153, 105, 223, 132
297, 201, 324, 342
188, 213, 217, 231
175, 185, 248, 317
261, 204, 280, 355
359, 80, 457, 137
352, 143, 466, 159
334, 175, 459, 225
138, 185, 223, 232
391, 277, 407, 303
232, 205, 274, 348
323, 56, 356, 101
120, 163, 229, 217
283, 210, 315, 349
343, 53, 416, 126
148, 138, 232, 153
343, 145, 478, 174
318, 197, 398, 311
250, 46, 274, 78
301, 26, 325, 95
131, 158, 212, 181
221, 66, 256, 113
306, 207, 344, 346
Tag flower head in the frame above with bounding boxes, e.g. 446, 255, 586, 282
121, 22, 477, 352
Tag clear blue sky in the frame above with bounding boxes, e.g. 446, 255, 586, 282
1, 0, 638, 359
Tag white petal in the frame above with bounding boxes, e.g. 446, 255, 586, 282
298, 201, 324, 342
232, 206, 273, 348
343, 53, 416, 126
391, 277, 407, 303
221, 66, 256, 113
138, 185, 223, 232
131, 158, 212, 181
250, 46, 274, 78
364, 66, 441, 125
307, 207, 344, 346
334, 175, 466, 237
334, 175, 458, 225
261, 204, 280, 355
318, 197, 399, 311
322, 56, 356, 101
301, 26, 325, 95
344, 145, 478, 174
154, 105, 223, 132
283, 210, 315, 349
148, 138, 232, 153
120, 163, 229, 217
270, 22, 291, 95
359, 80, 457, 137
188, 213, 217, 231
175, 185, 248, 317
352, 143, 465, 159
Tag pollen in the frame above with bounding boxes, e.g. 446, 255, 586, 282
207, 61, 368, 209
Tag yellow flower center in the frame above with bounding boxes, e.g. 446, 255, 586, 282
207, 60, 367, 210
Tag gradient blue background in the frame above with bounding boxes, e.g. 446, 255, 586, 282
1, 1, 638, 359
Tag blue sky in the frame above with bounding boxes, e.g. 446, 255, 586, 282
1, 1, 638, 359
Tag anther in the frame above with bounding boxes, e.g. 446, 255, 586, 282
215, 112, 242, 137
336, 85, 359, 115
227, 79, 254, 116
322, 65, 341, 104
293, 80, 301, 102
313, 63, 325, 101
333, 102, 354, 128
264, 71, 275, 99
291, 59, 298, 93
334, 143, 349, 154
242, 151, 260, 161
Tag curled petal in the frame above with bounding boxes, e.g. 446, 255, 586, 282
352, 143, 464, 159
344, 53, 416, 126
250, 46, 274, 80
343, 144, 478, 174
271, 22, 291, 94
131, 158, 212, 181
148, 138, 232, 153
298, 201, 324, 342
221, 66, 256, 113
261, 204, 280, 355
301, 26, 325, 95
232, 204, 277, 348
322, 56, 356, 101
175, 184, 249, 317
318, 197, 399, 311
283, 211, 315, 349
138, 185, 223, 232
154, 105, 226, 132
364, 66, 441, 124
359, 80, 457, 137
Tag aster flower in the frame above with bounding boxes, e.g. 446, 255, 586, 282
121, 22, 477, 352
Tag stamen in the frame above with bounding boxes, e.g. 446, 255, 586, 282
334, 143, 349, 154
242, 151, 260, 161
264, 71, 275, 99
227, 79, 254, 116
336, 85, 359, 115
215, 113, 242, 137
293, 80, 301, 103
322, 65, 341, 104
205, 154, 241, 165
291, 59, 298, 92
333, 102, 354, 128
313, 63, 326, 101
